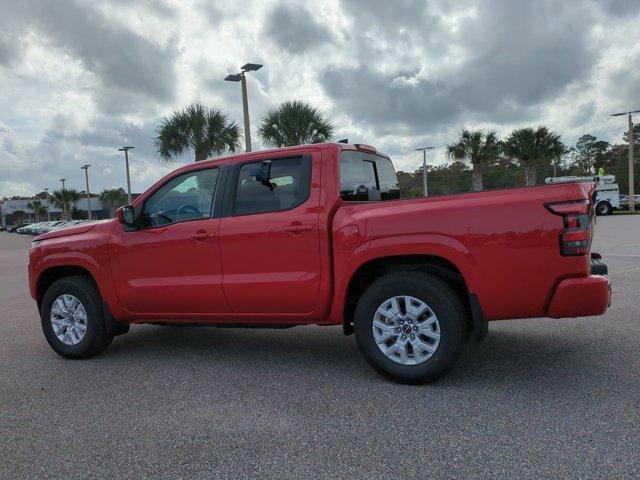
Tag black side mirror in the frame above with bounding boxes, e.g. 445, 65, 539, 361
116, 205, 135, 226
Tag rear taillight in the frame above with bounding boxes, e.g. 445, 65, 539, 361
545, 199, 592, 256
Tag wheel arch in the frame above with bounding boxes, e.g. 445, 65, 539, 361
36, 265, 98, 308
342, 254, 473, 335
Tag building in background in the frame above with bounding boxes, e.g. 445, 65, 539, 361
1, 194, 140, 227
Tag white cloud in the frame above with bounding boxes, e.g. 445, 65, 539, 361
1, 0, 639, 197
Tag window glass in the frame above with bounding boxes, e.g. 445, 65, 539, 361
143, 168, 219, 227
235, 156, 311, 215
340, 151, 401, 201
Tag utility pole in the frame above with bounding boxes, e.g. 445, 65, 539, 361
118, 147, 134, 204
629, 113, 635, 212
611, 109, 639, 212
415, 147, 435, 196
81, 165, 92, 220
43, 188, 51, 221
225, 63, 263, 152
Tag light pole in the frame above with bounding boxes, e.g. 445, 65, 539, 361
225, 63, 263, 152
611, 109, 640, 212
59, 178, 67, 190
415, 147, 435, 196
43, 188, 51, 221
81, 164, 92, 220
118, 147, 134, 204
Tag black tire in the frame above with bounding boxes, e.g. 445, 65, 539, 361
596, 201, 612, 216
40, 276, 113, 359
354, 272, 467, 384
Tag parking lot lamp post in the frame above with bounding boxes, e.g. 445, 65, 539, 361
225, 63, 263, 152
59, 178, 66, 191
43, 188, 51, 221
611, 109, 640, 212
81, 165, 92, 220
118, 147, 134, 204
415, 147, 435, 196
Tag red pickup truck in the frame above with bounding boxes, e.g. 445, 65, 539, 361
28, 143, 611, 383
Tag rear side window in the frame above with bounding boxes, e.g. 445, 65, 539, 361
340, 151, 400, 201
234, 156, 311, 215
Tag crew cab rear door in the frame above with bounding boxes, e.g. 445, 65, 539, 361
218, 152, 321, 316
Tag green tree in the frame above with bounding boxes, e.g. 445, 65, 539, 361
155, 103, 241, 162
258, 100, 333, 147
622, 123, 640, 145
503, 126, 566, 186
569, 134, 611, 175
100, 188, 127, 217
26, 200, 47, 222
446, 129, 501, 191
52, 189, 81, 220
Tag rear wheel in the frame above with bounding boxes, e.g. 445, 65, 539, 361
40, 276, 113, 359
354, 272, 467, 384
596, 201, 612, 216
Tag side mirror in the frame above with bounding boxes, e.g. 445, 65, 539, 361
116, 205, 135, 226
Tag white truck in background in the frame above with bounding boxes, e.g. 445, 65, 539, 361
545, 175, 619, 216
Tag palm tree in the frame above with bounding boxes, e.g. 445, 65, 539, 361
503, 126, 566, 186
446, 130, 501, 191
100, 188, 127, 217
26, 200, 47, 221
155, 103, 241, 162
52, 189, 81, 220
26, 200, 39, 222
258, 100, 334, 147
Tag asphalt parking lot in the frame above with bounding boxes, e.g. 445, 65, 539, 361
1, 216, 639, 479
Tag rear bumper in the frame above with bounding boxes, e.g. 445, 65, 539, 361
547, 274, 611, 318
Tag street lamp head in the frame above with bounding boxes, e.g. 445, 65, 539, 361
118, 146, 134, 152
81, 164, 91, 169
611, 109, 640, 116
241, 63, 263, 72
224, 73, 243, 82
59, 178, 67, 182
415, 146, 436, 151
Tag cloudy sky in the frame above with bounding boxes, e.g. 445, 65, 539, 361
1, 0, 639, 197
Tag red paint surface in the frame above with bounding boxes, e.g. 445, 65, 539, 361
29, 143, 610, 325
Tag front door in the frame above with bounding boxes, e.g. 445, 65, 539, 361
218, 153, 321, 316
108, 167, 229, 316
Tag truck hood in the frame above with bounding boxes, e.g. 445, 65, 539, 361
35, 220, 113, 241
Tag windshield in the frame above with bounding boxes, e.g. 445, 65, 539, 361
340, 150, 401, 201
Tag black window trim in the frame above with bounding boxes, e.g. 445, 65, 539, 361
221, 154, 313, 218
132, 165, 227, 231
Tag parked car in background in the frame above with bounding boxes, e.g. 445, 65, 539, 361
18, 222, 44, 234
7, 223, 29, 232
32, 221, 65, 235
28, 143, 611, 384
619, 194, 640, 208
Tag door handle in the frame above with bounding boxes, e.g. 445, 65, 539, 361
190, 231, 215, 241
282, 223, 313, 234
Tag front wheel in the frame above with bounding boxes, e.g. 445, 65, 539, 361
40, 276, 113, 359
354, 272, 467, 384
